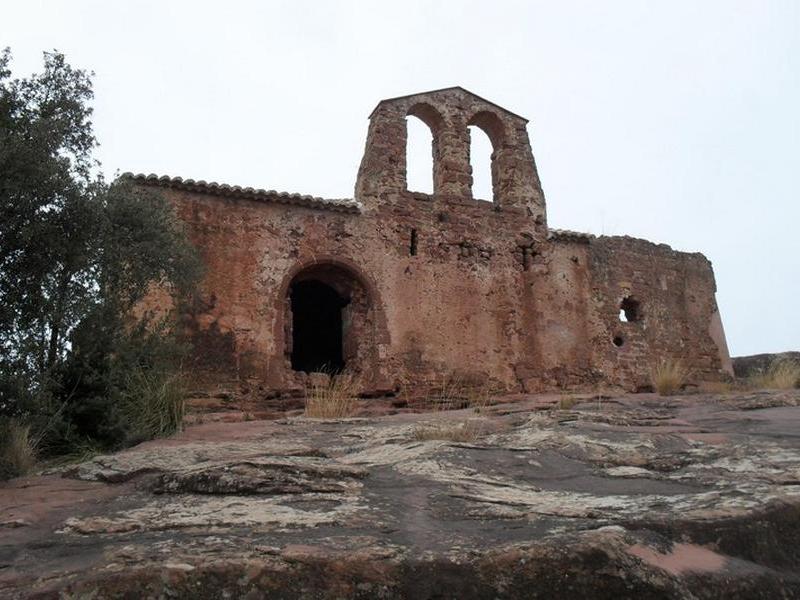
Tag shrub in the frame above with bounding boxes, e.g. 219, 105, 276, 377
0, 50, 201, 461
39, 317, 191, 454
304, 371, 358, 419
0, 418, 37, 480
651, 359, 689, 396
749, 360, 800, 390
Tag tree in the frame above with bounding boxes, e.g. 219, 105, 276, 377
0, 49, 201, 461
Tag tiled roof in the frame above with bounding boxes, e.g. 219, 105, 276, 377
121, 173, 361, 214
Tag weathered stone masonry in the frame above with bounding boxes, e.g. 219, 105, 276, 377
127, 87, 733, 399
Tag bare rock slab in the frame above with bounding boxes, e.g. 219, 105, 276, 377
2, 390, 800, 598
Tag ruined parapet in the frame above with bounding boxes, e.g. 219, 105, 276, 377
584, 235, 733, 388
355, 87, 547, 227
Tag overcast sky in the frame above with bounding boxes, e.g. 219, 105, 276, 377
2, 0, 798, 356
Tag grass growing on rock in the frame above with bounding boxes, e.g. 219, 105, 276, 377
420, 374, 494, 412
557, 393, 578, 410
749, 360, 800, 390
411, 374, 495, 442
119, 367, 186, 444
304, 371, 359, 419
412, 420, 484, 442
0, 419, 37, 480
651, 359, 689, 396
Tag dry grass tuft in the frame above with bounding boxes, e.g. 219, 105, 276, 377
424, 375, 467, 411
410, 374, 496, 441
412, 420, 483, 443
0, 419, 37, 480
749, 360, 800, 390
423, 374, 494, 412
304, 371, 359, 418
466, 381, 493, 413
651, 359, 689, 396
557, 393, 578, 410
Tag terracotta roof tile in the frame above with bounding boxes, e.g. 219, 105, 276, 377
121, 173, 361, 214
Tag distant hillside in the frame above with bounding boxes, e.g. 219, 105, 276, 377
732, 352, 800, 378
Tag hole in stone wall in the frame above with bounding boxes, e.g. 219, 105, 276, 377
410, 228, 418, 256
469, 125, 493, 201
406, 116, 434, 194
619, 297, 640, 322
290, 280, 347, 373
612, 336, 625, 347
519, 245, 536, 271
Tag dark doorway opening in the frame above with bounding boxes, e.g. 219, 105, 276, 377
290, 279, 347, 373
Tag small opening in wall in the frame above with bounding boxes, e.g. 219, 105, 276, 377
619, 297, 640, 322
410, 228, 418, 256
612, 336, 625, 347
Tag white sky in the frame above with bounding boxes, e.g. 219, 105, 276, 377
2, 0, 798, 356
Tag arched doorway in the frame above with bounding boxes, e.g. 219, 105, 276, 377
286, 262, 372, 374
290, 280, 346, 372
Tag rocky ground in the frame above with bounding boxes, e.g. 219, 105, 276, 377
2, 389, 800, 599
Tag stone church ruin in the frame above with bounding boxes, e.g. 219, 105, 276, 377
127, 87, 733, 400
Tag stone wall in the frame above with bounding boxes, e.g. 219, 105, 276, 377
584, 235, 731, 390
128, 87, 732, 401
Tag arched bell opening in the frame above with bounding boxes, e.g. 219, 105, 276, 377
405, 102, 445, 195
467, 110, 507, 203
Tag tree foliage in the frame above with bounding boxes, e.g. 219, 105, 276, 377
0, 49, 201, 460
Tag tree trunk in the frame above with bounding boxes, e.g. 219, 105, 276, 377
46, 269, 72, 369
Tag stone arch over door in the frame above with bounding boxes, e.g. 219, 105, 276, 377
275, 257, 389, 385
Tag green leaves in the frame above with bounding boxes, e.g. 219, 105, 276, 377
1, 49, 100, 370
101, 180, 202, 313
0, 49, 201, 458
